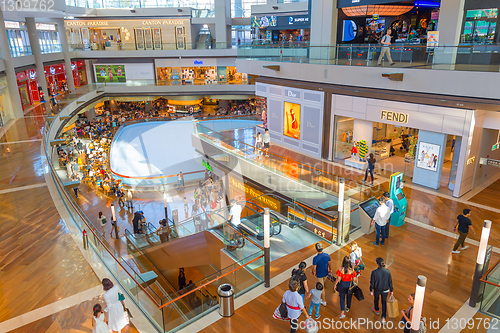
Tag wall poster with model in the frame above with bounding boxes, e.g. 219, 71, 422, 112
175, 26, 185, 50
283, 102, 301, 139
95, 65, 126, 82
416, 141, 440, 171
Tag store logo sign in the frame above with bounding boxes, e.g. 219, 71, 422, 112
202, 159, 212, 172
289, 17, 293, 25
50, 67, 56, 75
286, 90, 299, 98
306, 121, 315, 128
467, 156, 476, 165
194, 60, 203, 65
352, 0, 360, 3
381, 110, 409, 124
272, 112, 278, 119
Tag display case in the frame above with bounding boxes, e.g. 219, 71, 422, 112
334, 116, 354, 160
372, 141, 391, 160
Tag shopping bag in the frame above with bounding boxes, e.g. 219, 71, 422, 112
304, 318, 319, 333
273, 302, 288, 320
352, 285, 364, 301
387, 294, 399, 318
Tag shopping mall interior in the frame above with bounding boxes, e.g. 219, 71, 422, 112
2, 0, 500, 332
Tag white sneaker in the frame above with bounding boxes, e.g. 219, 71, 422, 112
460, 246, 469, 250
452, 250, 460, 254
321, 301, 327, 306
340, 313, 346, 319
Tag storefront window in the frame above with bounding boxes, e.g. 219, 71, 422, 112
334, 116, 354, 159
462, 8, 498, 44
7, 29, 32, 57
38, 30, 62, 54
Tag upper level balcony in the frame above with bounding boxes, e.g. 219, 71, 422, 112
235, 43, 500, 102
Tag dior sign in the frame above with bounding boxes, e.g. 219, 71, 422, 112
286, 89, 299, 98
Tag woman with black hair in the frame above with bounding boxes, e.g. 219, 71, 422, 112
363, 153, 376, 186
291, 261, 309, 302
102, 278, 128, 333
92, 303, 109, 333
334, 256, 358, 319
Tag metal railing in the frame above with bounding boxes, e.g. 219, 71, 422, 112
237, 43, 500, 72
43, 85, 266, 332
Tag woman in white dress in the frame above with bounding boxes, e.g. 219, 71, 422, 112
92, 303, 110, 333
102, 278, 128, 333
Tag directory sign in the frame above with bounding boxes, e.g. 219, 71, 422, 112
359, 198, 380, 219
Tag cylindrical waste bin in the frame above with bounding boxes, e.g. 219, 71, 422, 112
218, 284, 235, 317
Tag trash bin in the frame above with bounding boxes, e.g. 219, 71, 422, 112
218, 284, 234, 317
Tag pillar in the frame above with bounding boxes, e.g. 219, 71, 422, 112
433, 0, 466, 69
0, 10, 25, 118
56, 18, 76, 92
437, 0, 466, 45
309, 0, 338, 61
353, 119, 373, 156
25, 17, 49, 101
214, 0, 231, 48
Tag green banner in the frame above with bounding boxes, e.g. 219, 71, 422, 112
95, 65, 126, 83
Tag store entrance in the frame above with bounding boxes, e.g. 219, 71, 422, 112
334, 116, 458, 193
372, 122, 456, 193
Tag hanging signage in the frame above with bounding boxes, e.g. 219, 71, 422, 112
201, 159, 212, 172
480, 158, 500, 168
228, 176, 280, 211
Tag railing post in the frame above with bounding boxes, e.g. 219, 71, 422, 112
83, 230, 88, 249
336, 178, 345, 245
264, 208, 270, 288
111, 203, 119, 239
410, 276, 427, 333
470, 220, 492, 307
164, 191, 169, 221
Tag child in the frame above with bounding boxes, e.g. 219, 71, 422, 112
183, 197, 189, 214
92, 303, 109, 333
308, 282, 323, 320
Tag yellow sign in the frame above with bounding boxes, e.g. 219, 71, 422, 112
467, 156, 476, 165
381, 110, 409, 124
228, 176, 280, 211
284, 102, 301, 139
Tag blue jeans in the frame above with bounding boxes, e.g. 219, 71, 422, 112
364, 168, 374, 183
338, 280, 352, 311
375, 223, 386, 245
308, 302, 320, 317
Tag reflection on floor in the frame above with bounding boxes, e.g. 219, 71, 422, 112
469, 178, 500, 209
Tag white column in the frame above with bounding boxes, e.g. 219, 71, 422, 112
433, 0, 466, 69
309, 0, 338, 61
353, 119, 373, 156
25, 17, 49, 100
56, 18, 76, 92
214, 0, 231, 48
438, 0, 466, 45
0, 10, 25, 118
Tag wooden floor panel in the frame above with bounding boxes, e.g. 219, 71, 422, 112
0, 186, 100, 322
469, 179, 500, 210
201, 223, 500, 333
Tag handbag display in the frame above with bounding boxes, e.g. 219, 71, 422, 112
387, 294, 399, 318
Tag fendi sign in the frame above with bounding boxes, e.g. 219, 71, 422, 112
381, 110, 409, 124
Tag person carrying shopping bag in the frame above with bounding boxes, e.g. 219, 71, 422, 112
273, 279, 310, 333
334, 256, 358, 319
350, 241, 365, 275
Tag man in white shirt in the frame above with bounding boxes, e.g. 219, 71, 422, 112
383, 192, 394, 239
371, 197, 391, 246
228, 199, 242, 227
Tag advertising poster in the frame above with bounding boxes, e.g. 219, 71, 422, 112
283, 102, 301, 139
175, 26, 185, 50
251, 15, 277, 28
144, 28, 153, 50
427, 31, 439, 48
95, 64, 126, 83
416, 142, 440, 172
153, 27, 162, 49
135, 28, 144, 50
